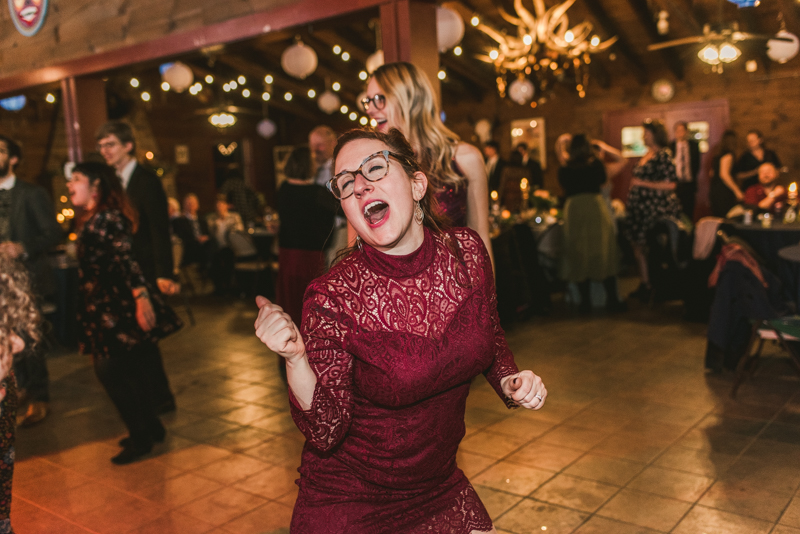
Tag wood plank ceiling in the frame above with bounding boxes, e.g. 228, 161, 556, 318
83, 0, 800, 126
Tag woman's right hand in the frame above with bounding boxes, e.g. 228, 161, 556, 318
255, 296, 306, 362
135, 297, 157, 332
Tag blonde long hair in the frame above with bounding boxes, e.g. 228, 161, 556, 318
371, 62, 462, 188
0, 254, 41, 358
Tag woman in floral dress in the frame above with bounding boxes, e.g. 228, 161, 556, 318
623, 120, 682, 301
68, 162, 181, 465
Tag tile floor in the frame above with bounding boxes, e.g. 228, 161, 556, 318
10, 289, 800, 533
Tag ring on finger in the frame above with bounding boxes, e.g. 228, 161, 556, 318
534, 393, 543, 402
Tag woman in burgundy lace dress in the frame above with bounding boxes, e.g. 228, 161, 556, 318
362, 62, 492, 262
255, 129, 547, 533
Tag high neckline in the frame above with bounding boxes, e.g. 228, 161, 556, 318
360, 227, 435, 278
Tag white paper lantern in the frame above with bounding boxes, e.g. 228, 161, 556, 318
162, 62, 194, 93
281, 41, 318, 79
366, 50, 384, 74
474, 119, 492, 143
508, 78, 535, 105
257, 119, 277, 139
318, 90, 340, 114
436, 6, 465, 52
767, 30, 800, 64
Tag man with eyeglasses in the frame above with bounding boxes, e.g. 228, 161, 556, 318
95, 121, 178, 414
0, 134, 61, 427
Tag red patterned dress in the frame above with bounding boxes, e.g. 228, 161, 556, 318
289, 227, 519, 533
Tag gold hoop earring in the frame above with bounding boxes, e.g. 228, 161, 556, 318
414, 201, 424, 225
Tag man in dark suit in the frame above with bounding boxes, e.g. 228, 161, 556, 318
96, 121, 178, 414
513, 142, 544, 190
0, 135, 61, 426
483, 141, 505, 195
669, 122, 701, 220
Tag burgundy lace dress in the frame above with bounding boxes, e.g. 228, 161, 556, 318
289, 227, 519, 533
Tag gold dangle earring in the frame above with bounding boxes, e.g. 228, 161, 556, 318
355, 235, 363, 251
414, 201, 424, 225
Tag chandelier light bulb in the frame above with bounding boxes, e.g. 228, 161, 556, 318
590, 35, 600, 47
698, 44, 720, 65
565, 31, 574, 43
489, 50, 499, 60
718, 43, 741, 63
209, 112, 236, 128
657, 11, 669, 36
523, 34, 533, 46
470, 16, 480, 27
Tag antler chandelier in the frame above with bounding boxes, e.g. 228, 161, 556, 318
473, 0, 617, 103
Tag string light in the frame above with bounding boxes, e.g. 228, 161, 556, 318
45, 93, 55, 103
340, 105, 348, 113
205, 75, 214, 84
130, 78, 140, 88
242, 89, 251, 97
237, 75, 246, 84
264, 74, 274, 84
454, 46, 462, 56
141, 92, 151, 102
332, 82, 341, 91
262, 92, 271, 101
333, 45, 342, 54
341, 52, 350, 61
284, 92, 293, 101
161, 82, 170, 91
308, 89, 316, 98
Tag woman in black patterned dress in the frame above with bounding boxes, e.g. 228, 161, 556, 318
68, 162, 181, 465
623, 120, 682, 301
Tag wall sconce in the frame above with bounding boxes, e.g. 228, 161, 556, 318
209, 112, 236, 128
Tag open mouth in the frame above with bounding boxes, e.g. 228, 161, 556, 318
363, 200, 389, 225
20, 6, 38, 23
374, 119, 388, 130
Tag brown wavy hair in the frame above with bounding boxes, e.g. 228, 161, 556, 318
330, 128, 457, 265
0, 254, 41, 358
72, 161, 138, 232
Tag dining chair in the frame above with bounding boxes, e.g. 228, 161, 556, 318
731, 316, 800, 398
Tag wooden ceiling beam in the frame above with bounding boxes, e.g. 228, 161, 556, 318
629, 0, 685, 79
657, 0, 703, 34
581, 0, 650, 84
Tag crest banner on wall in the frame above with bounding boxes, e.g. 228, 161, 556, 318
9, 0, 48, 37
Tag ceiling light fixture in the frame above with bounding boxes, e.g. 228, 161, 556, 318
209, 112, 236, 128
472, 0, 617, 102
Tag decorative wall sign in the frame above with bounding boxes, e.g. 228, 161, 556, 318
9, 0, 48, 37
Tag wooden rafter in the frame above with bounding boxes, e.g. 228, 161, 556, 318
629, 0, 685, 79
581, 0, 650, 84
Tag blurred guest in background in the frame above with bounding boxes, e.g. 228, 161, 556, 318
708, 130, 742, 218
96, 121, 177, 415
172, 193, 212, 270
309, 125, 346, 266
559, 134, 626, 314
623, 120, 682, 302
669, 122, 701, 220
736, 129, 781, 191
743, 162, 787, 215
0, 134, 60, 428
275, 146, 337, 380
221, 170, 261, 228
0, 252, 42, 530
207, 195, 244, 295
67, 162, 181, 464
483, 140, 505, 195
513, 142, 543, 190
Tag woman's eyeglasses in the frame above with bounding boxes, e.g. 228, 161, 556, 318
327, 150, 407, 200
360, 94, 386, 112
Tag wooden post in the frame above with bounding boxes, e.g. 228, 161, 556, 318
60, 76, 108, 163
379, 0, 440, 100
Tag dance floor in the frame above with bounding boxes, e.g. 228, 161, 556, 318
10, 285, 800, 533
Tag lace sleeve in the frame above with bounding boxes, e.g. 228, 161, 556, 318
290, 287, 355, 451
455, 229, 519, 408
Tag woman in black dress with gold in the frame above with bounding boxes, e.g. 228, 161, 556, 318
68, 162, 181, 464
623, 120, 682, 301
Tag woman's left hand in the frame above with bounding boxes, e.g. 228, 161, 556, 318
501, 370, 547, 410
136, 297, 157, 332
